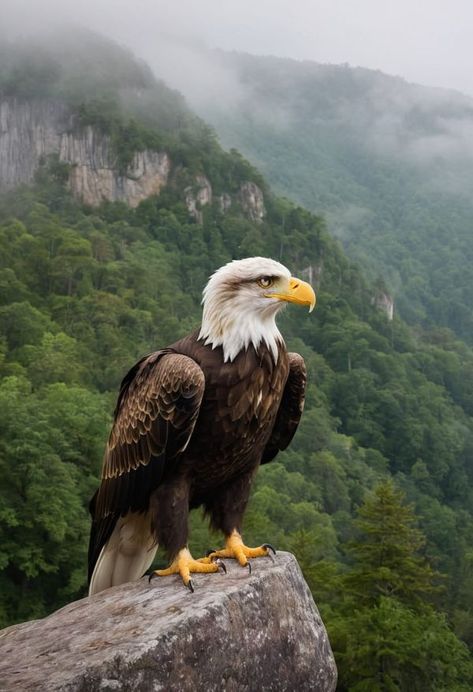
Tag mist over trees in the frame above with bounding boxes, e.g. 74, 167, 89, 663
1, 32, 473, 687
171, 48, 473, 347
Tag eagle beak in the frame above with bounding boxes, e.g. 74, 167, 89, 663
267, 277, 316, 312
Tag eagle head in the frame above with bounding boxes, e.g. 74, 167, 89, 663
199, 257, 316, 362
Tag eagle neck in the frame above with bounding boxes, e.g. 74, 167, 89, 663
198, 310, 284, 363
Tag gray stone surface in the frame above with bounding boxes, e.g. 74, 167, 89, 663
0, 98, 170, 207
0, 552, 337, 691
239, 181, 266, 222
185, 174, 213, 223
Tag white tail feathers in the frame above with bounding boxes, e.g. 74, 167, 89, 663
88, 511, 157, 596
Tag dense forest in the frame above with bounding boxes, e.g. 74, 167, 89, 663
1, 32, 473, 690
180, 49, 473, 346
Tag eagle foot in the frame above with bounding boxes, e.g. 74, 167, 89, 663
203, 530, 276, 569
149, 547, 223, 590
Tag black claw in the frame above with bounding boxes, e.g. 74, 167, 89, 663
206, 548, 217, 557
214, 558, 227, 574
187, 579, 195, 593
247, 561, 252, 575
148, 572, 156, 583
262, 543, 277, 556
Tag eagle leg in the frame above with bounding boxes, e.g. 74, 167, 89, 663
149, 547, 224, 590
203, 529, 276, 568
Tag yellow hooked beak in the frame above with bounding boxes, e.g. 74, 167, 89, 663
267, 276, 316, 312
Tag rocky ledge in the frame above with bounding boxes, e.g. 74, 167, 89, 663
0, 552, 337, 691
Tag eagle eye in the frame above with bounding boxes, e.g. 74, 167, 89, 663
257, 276, 273, 289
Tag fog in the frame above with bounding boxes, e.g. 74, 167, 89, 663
4, 0, 473, 197
3, 0, 473, 98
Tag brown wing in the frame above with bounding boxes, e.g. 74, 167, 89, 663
88, 351, 205, 581
261, 352, 307, 464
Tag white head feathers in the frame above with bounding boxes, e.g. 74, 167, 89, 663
199, 257, 291, 362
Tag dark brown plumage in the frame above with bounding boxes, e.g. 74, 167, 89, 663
88, 257, 314, 594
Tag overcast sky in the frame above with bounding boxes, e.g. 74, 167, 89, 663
3, 0, 473, 96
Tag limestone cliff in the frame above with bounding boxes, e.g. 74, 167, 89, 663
0, 552, 337, 691
0, 99, 71, 188
185, 174, 213, 223
63, 130, 170, 208
239, 180, 266, 222
0, 97, 266, 219
184, 175, 266, 225
0, 98, 170, 208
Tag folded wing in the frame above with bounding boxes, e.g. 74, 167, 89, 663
88, 351, 205, 587
261, 352, 307, 465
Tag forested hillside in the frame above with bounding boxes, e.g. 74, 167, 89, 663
1, 33, 473, 689
176, 49, 473, 346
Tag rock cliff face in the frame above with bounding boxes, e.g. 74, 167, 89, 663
0, 99, 71, 188
0, 99, 266, 218
0, 99, 266, 223
239, 180, 266, 222
63, 130, 171, 208
0, 552, 337, 692
300, 264, 323, 290
373, 291, 394, 320
0, 99, 170, 208
185, 174, 213, 223
0, 97, 267, 218
184, 175, 266, 225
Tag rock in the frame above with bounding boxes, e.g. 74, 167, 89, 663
239, 181, 266, 222
0, 98, 71, 188
63, 129, 171, 208
0, 552, 337, 691
0, 98, 170, 208
372, 291, 394, 320
217, 192, 232, 214
299, 264, 323, 290
185, 174, 213, 223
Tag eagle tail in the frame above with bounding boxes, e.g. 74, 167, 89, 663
88, 511, 158, 596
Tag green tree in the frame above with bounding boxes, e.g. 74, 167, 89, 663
332, 597, 473, 692
329, 482, 473, 691
0, 376, 108, 626
345, 481, 440, 609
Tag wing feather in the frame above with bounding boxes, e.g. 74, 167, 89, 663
261, 352, 307, 465
88, 351, 205, 582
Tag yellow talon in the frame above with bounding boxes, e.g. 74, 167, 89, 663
150, 548, 220, 590
207, 530, 275, 567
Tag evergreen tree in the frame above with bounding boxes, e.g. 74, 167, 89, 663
333, 597, 473, 692
329, 481, 473, 691
345, 481, 440, 609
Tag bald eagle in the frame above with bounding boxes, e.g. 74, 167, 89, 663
88, 257, 315, 594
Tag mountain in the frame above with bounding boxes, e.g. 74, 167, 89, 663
161, 47, 473, 344
0, 30, 472, 688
